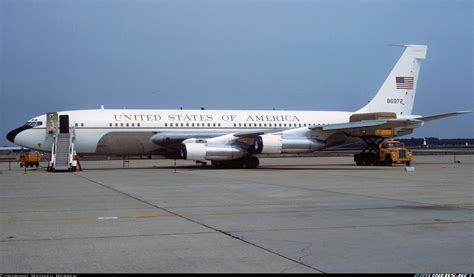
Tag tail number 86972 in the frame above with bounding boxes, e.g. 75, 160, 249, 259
387, 98, 404, 105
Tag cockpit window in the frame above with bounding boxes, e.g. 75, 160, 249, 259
26, 121, 43, 127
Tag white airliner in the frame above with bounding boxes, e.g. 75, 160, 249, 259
6, 45, 469, 168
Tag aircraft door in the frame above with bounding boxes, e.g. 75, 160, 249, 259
59, 115, 69, 134
46, 112, 58, 134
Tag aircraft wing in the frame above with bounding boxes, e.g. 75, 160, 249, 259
150, 132, 228, 146
151, 130, 272, 146
234, 131, 265, 138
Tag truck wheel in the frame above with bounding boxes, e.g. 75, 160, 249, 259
384, 155, 393, 166
20, 163, 23, 167
405, 161, 411, 166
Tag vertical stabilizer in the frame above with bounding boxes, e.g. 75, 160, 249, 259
356, 45, 427, 116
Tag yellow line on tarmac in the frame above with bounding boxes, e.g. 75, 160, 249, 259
120, 214, 161, 219
2, 213, 162, 223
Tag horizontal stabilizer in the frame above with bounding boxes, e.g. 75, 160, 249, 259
415, 111, 471, 122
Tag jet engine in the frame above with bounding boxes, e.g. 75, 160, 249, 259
254, 134, 325, 154
181, 139, 246, 161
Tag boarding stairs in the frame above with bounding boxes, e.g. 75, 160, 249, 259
48, 130, 77, 172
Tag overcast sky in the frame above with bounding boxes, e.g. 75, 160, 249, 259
1, 0, 473, 146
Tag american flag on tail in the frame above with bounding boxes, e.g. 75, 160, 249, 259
396, 76, 414, 90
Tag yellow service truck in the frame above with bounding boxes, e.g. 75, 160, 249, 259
354, 140, 413, 166
19, 153, 41, 168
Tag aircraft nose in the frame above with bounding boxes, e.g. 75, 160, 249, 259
6, 125, 31, 143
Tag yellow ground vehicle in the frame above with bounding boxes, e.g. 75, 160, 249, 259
19, 152, 41, 168
354, 140, 413, 166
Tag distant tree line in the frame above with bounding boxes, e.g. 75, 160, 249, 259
399, 137, 474, 147
338, 137, 474, 149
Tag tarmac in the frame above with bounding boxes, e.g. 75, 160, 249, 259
1, 154, 473, 273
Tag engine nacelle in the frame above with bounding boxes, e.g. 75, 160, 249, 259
181, 141, 246, 161
254, 134, 325, 154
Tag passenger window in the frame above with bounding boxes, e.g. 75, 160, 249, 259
126, 123, 129, 127
165, 123, 167, 127
137, 123, 141, 127
120, 123, 123, 127
81, 123, 84, 127
109, 123, 112, 127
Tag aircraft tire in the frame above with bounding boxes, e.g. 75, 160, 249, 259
243, 156, 259, 169
211, 160, 223, 168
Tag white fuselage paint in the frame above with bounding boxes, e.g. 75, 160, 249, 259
14, 109, 353, 155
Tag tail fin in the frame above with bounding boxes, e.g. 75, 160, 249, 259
357, 45, 427, 116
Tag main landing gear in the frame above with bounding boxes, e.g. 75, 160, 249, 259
211, 156, 260, 169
